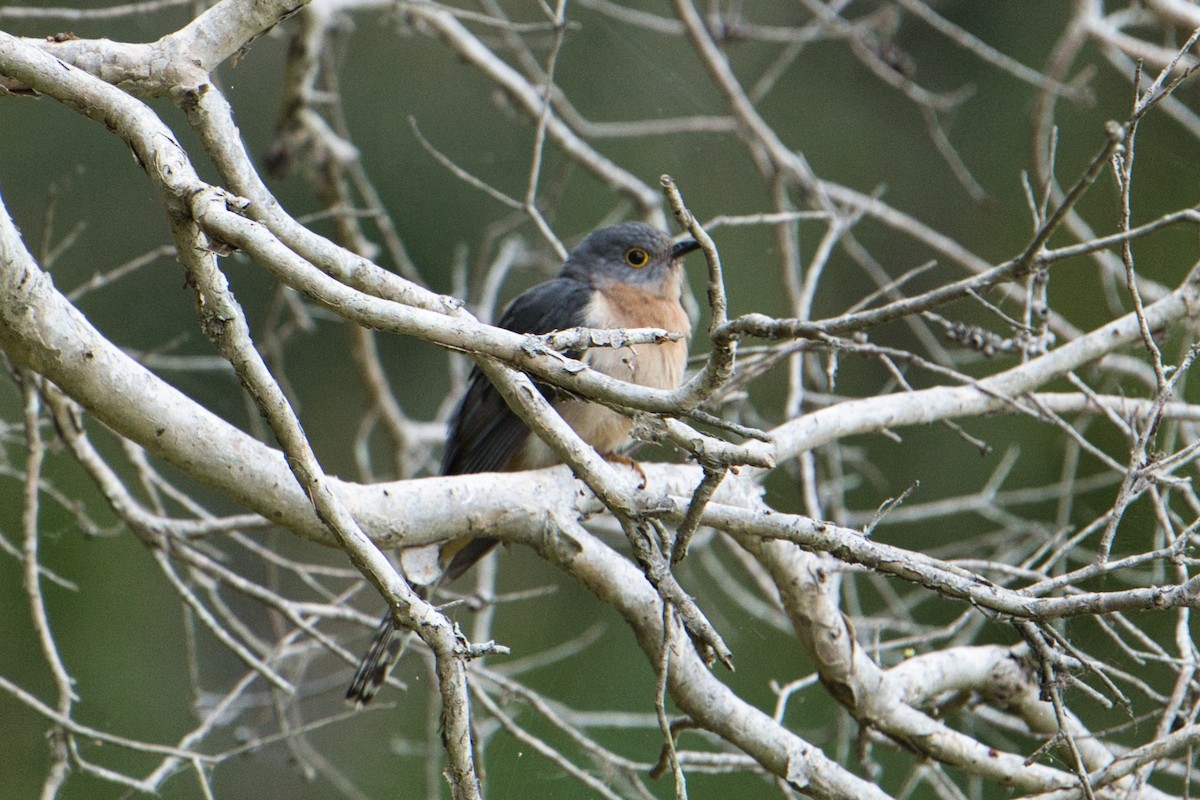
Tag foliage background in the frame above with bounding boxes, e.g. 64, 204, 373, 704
1, 1, 1198, 798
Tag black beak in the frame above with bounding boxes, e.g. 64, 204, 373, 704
672, 238, 701, 259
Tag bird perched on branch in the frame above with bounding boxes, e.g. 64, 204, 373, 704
347, 222, 700, 706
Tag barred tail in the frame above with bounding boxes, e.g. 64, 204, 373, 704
345, 610, 407, 707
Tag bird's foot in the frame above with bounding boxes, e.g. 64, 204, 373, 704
604, 453, 646, 488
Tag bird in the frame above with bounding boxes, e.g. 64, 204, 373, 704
346, 222, 700, 706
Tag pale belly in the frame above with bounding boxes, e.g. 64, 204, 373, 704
510, 337, 688, 469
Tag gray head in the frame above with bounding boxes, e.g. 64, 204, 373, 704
559, 222, 699, 289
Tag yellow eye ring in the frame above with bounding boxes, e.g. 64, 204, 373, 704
624, 247, 650, 268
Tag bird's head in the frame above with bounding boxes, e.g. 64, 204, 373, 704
559, 222, 699, 291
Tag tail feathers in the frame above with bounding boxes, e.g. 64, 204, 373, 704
345, 610, 408, 707
348, 539, 500, 706
346, 581, 439, 707
442, 537, 500, 583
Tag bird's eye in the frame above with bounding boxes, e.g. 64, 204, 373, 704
624, 247, 650, 268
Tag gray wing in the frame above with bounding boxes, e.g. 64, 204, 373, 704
351, 280, 592, 702
440, 277, 591, 476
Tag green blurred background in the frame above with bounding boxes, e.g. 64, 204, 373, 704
1, 1, 1198, 797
